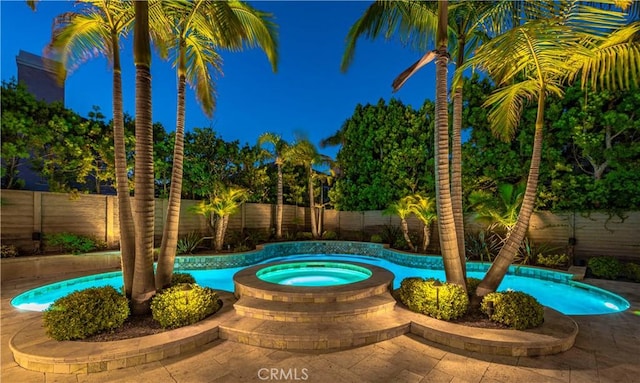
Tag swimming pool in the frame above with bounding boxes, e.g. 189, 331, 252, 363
11, 251, 630, 315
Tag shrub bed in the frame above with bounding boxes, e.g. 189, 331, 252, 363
45, 233, 106, 255
151, 283, 221, 329
480, 291, 544, 330
397, 277, 468, 321
588, 256, 622, 279
43, 286, 129, 340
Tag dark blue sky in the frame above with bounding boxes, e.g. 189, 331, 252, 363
1, 1, 440, 159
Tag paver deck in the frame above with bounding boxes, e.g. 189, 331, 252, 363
2, 269, 639, 382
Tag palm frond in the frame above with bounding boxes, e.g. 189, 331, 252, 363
391, 50, 436, 92
226, 1, 279, 71
569, 21, 640, 90
184, 31, 223, 116
341, 0, 438, 72
482, 79, 541, 141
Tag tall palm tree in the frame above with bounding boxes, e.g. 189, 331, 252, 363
154, 1, 278, 289
463, 3, 638, 296
432, 0, 467, 289
47, 0, 137, 297
384, 196, 416, 252
288, 139, 330, 239
342, 0, 495, 288
257, 133, 290, 239
130, 0, 156, 315
407, 194, 437, 252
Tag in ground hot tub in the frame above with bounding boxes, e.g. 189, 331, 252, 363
256, 261, 372, 286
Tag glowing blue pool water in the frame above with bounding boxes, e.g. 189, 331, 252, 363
256, 262, 372, 286
11, 253, 630, 315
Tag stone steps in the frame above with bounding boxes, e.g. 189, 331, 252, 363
218, 311, 410, 351
233, 293, 397, 322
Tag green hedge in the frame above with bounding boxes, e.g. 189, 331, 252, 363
480, 291, 544, 330
151, 283, 221, 329
623, 262, 640, 282
43, 286, 129, 340
588, 256, 622, 279
397, 277, 468, 321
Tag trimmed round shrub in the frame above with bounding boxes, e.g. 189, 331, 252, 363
43, 286, 129, 340
397, 277, 468, 321
322, 230, 338, 240
623, 262, 640, 282
588, 256, 622, 279
481, 291, 544, 330
171, 272, 196, 286
151, 283, 221, 329
370, 234, 383, 243
466, 277, 482, 298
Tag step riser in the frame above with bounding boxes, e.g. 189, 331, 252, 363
234, 282, 391, 303
219, 324, 409, 351
234, 303, 396, 322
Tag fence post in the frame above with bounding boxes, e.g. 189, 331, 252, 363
32, 191, 42, 253
105, 196, 115, 246
241, 203, 246, 232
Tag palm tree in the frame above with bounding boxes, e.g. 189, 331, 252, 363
47, 0, 137, 297
153, 1, 278, 289
467, 182, 526, 237
342, 0, 484, 288
463, 3, 638, 296
384, 196, 416, 252
193, 186, 249, 251
130, 0, 156, 315
407, 194, 437, 252
288, 139, 330, 239
257, 133, 290, 239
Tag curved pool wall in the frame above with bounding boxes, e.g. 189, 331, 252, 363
174, 241, 572, 283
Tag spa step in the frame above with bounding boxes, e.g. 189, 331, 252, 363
233, 279, 392, 303
218, 312, 410, 350
233, 293, 397, 322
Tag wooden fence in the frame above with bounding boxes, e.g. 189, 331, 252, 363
1, 190, 638, 261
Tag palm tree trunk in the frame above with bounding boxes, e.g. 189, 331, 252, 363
215, 216, 225, 251
422, 223, 430, 252
222, 215, 230, 245
308, 167, 318, 238
276, 163, 283, 239
451, 40, 466, 274
401, 218, 415, 252
131, 1, 156, 315
155, 67, 187, 290
434, 0, 465, 289
111, 32, 136, 298
476, 89, 546, 296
